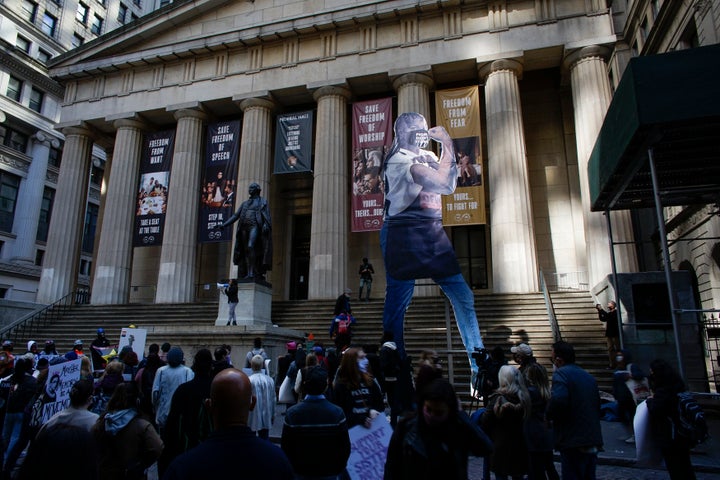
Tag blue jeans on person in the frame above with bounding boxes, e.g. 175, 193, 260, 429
2, 412, 23, 468
383, 271, 484, 373
227, 302, 238, 325
560, 449, 597, 480
359, 278, 372, 301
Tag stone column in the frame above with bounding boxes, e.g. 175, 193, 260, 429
480, 59, 538, 293
91, 118, 145, 304
392, 72, 434, 118
36, 126, 94, 304
308, 85, 351, 299
155, 107, 207, 303
565, 46, 637, 288
11, 131, 59, 263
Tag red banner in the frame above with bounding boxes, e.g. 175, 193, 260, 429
351, 98, 392, 232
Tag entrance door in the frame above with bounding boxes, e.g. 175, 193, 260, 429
289, 214, 311, 300
452, 225, 488, 289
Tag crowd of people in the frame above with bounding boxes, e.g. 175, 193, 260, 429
0, 324, 700, 480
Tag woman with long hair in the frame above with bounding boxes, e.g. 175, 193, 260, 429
331, 347, 384, 428
482, 365, 532, 480
523, 362, 559, 480
385, 378, 492, 479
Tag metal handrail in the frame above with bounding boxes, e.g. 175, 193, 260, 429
0, 289, 88, 341
539, 269, 562, 342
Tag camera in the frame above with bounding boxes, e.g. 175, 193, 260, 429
471, 347, 491, 371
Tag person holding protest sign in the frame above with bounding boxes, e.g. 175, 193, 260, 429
331, 347, 383, 429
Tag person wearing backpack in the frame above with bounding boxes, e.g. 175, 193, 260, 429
646, 358, 697, 480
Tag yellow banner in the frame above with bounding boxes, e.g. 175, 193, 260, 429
435, 86, 486, 226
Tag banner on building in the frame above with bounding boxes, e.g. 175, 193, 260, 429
198, 120, 240, 243
273, 111, 313, 174
435, 86, 486, 226
133, 130, 175, 246
351, 98, 392, 232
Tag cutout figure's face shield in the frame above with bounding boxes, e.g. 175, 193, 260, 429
408, 129, 430, 149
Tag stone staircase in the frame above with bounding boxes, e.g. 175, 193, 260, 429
9, 290, 613, 399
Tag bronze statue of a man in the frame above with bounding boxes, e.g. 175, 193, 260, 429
219, 182, 272, 281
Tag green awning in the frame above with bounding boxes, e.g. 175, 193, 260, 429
589, 44, 720, 211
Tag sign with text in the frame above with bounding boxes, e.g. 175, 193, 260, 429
351, 98, 392, 232
37, 359, 82, 425
273, 111, 313, 174
435, 86, 486, 225
347, 417, 393, 480
133, 130, 175, 246
199, 120, 240, 243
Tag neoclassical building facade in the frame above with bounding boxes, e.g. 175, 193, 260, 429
40, 0, 648, 305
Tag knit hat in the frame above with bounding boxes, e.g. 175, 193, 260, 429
286, 341, 297, 352
167, 347, 184, 367
510, 343, 533, 357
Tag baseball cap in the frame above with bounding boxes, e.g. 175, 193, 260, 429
510, 343, 533, 357
74, 339, 83, 347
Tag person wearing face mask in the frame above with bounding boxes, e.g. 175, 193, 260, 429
385, 378, 492, 479
330, 347, 384, 429
381, 112, 485, 396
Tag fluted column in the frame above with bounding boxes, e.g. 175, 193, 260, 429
155, 108, 207, 303
392, 72, 434, 117
36, 126, 94, 304
11, 132, 59, 263
566, 46, 637, 288
308, 85, 351, 299
481, 59, 538, 292
91, 119, 145, 304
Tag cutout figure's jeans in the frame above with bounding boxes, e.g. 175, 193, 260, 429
382, 271, 484, 374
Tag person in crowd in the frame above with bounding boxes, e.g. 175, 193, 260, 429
294, 353, 319, 400
613, 349, 650, 444
163, 369, 293, 479
93, 382, 163, 480
546, 341, 603, 480
93, 359, 125, 415
596, 300, 620, 369
2, 358, 37, 475
152, 347, 194, 434
282, 365, 350, 479
91, 328, 111, 371
0, 341, 15, 377
415, 349, 443, 398
37, 340, 60, 365
244, 337, 268, 368
276, 341, 297, 392
224, 279, 239, 326
645, 358, 696, 480
212, 347, 232, 377
135, 350, 163, 418
159, 349, 214, 476
331, 347, 384, 429
358, 257, 375, 302
523, 362, 559, 480
137, 343, 163, 370
80, 356, 94, 381
17, 423, 99, 480
330, 311, 356, 351
69, 339, 85, 359
379, 331, 403, 426
313, 345, 328, 369
159, 342, 172, 364
510, 343, 537, 376
333, 288, 353, 317
24, 341, 38, 367
40, 378, 98, 433
482, 346, 507, 407
248, 354, 276, 439
482, 365, 531, 480
385, 378, 493, 479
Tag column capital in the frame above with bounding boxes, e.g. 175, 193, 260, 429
391, 72, 434, 92
60, 124, 95, 139
238, 97, 276, 112
563, 45, 611, 72
113, 118, 147, 131
32, 131, 60, 149
312, 85, 351, 102
172, 108, 208, 122
478, 58, 523, 82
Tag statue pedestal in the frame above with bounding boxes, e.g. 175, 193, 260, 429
215, 282, 272, 326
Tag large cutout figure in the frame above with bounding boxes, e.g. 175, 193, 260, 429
381, 112, 484, 379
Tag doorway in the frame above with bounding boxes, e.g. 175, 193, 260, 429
452, 225, 488, 289
289, 214, 311, 300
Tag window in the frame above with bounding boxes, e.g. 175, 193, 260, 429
37, 187, 54, 242
131, 13, 138, 21
76, 2, 89, 24
16, 36, 31, 53
21, 0, 38, 23
90, 161, 103, 185
71, 34, 84, 48
0, 126, 29, 153
132, 0, 141, 7
117, 3, 127, 23
91, 14, 103, 35
35, 249, 44, 266
6, 76, 22, 102
29, 88, 44, 113
49, 145, 62, 168
82, 203, 98, 253
41, 12, 57, 37
37, 49, 51, 63
0, 173, 20, 233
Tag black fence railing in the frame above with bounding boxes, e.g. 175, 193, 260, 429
0, 289, 89, 342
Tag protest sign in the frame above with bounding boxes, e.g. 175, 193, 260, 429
347, 417, 393, 480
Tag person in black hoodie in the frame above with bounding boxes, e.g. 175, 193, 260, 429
2, 358, 37, 476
